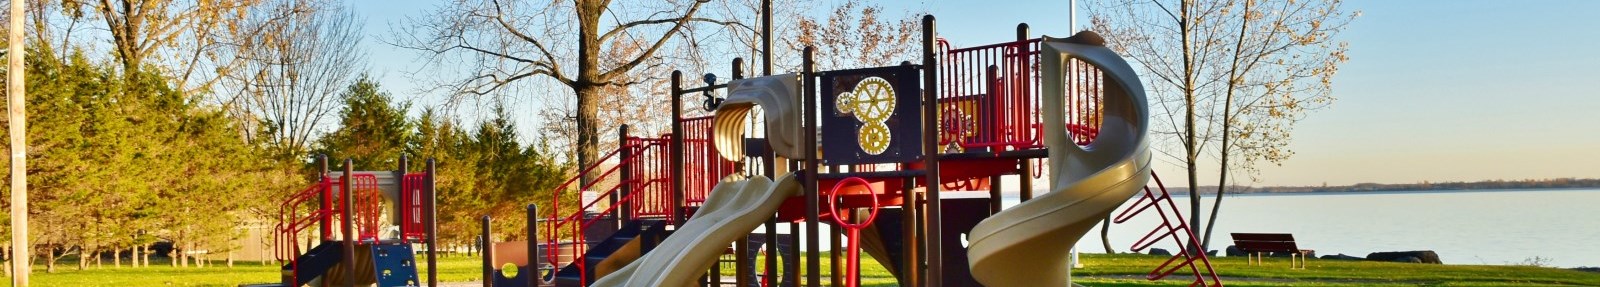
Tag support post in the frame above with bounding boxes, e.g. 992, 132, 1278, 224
482, 216, 493, 287
320, 155, 333, 240
342, 159, 357, 287
986, 65, 1004, 213
920, 15, 944, 286
900, 170, 918, 287
527, 204, 540, 287
802, 46, 821, 287
617, 125, 632, 223
1015, 23, 1039, 203
398, 155, 409, 232
671, 71, 687, 226
731, 58, 754, 287
764, 2, 784, 282
427, 159, 440, 287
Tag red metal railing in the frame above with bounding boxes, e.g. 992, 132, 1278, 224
400, 173, 429, 242
1113, 172, 1225, 287
626, 137, 674, 219
347, 174, 382, 241
937, 38, 1104, 152
275, 177, 333, 263
275, 173, 385, 285
683, 116, 740, 204
538, 116, 738, 283
539, 137, 669, 283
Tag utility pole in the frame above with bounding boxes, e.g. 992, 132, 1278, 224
7, 0, 30, 284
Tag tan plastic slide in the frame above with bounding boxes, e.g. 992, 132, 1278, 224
591, 172, 802, 287
966, 32, 1153, 287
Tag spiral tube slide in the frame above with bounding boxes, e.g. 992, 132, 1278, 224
592, 172, 802, 287
966, 32, 1152, 287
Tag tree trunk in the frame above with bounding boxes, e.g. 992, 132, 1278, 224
227, 250, 234, 268
114, 247, 122, 268
77, 248, 88, 270
573, 0, 604, 189
3, 246, 11, 277
45, 248, 56, 273
1206, 0, 1256, 252
1178, 0, 1204, 255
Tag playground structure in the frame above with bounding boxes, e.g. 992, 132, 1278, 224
474, 17, 1225, 287
271, 156, 439, 287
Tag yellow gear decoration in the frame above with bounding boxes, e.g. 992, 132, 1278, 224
833, 76, 896, 155
849, 77, 895, 123
858, 123, 891, 155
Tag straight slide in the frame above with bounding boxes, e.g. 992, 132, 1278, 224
966, 32, 1153, 287
592, 172, 802, 287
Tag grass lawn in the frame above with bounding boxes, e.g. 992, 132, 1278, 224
19, 253, 1600, 286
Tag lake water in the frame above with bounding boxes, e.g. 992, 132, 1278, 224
1019, 188, 1600, 268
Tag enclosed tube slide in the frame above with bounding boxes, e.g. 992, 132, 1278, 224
966, 32, 1153, 287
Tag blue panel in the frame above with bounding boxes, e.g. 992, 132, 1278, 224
371, 242, 421, 287
819, 65, 924, 165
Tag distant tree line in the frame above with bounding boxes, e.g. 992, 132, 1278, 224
1169, 178, 1600, 195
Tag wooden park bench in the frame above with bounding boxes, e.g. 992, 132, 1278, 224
1231, 233, 1313, 269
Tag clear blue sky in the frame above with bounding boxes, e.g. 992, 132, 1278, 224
353, 0, 1600, 187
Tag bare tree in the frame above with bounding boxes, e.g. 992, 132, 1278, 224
68, 0, 270, 96
782, 0, 919, 71
391, 0, 746, 187
223, 0, 366, 161
1090, 0, 1355, 249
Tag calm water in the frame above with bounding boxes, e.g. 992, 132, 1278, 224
1012, 188, 1600, 268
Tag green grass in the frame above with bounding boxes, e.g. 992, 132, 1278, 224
19, 253, 1600, 286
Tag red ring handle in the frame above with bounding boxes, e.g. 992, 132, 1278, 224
827, 177, 880, 229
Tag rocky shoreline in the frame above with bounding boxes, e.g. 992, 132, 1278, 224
1143, 246, 1599, 271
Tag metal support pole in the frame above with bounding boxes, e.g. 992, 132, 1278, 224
900, 171, 918, 287
527, 204, 540, 287
730, 58, 754, 287
802, 46, 821, 287
985, 65, 1004, 213
398, 155, 409, 231
671, 71, 687, 226
618, 125, 632, 223
320, 155, 333, 240
920, 15, 944, 286
342, 159, 357, 287
1016, 24, 1034, 203
760, 2, 780, 284
762, 0, 773, 76
482, 216, 493, 287
426, 159, 440, 287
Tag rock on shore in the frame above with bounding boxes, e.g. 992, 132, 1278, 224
1366, 250, 1442, 264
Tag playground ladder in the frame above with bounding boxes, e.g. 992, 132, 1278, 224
1113, 172, 1225, 287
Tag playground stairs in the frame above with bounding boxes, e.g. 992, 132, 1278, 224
280, 241, 422, 287
283, 241, 342, 287
550, 219, 670, 287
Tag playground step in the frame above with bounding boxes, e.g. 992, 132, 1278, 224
550, 219, 669, 287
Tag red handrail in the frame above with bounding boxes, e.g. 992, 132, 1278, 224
537, 118, 738, 283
